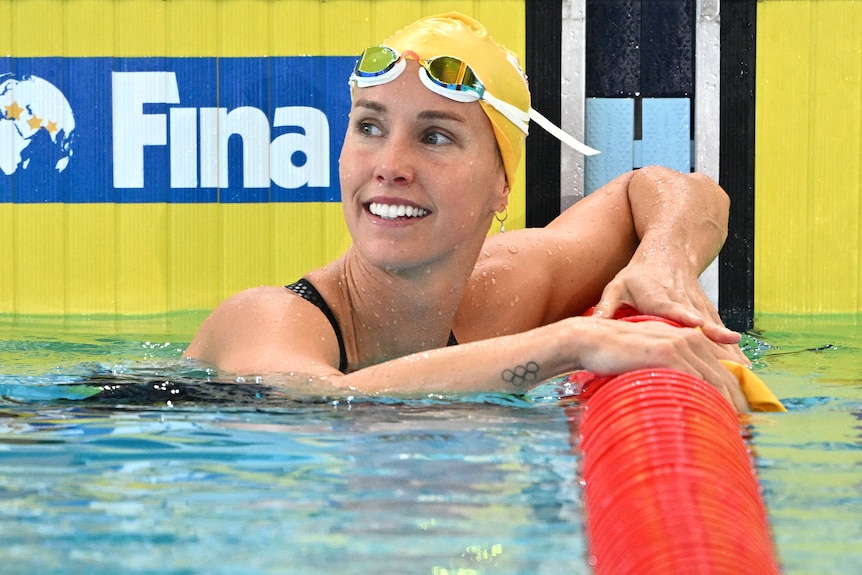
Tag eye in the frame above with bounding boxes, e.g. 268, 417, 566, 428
422, 131, 453, 146
357, 121, 383, 137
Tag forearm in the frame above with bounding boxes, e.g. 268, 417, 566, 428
334, 324, 578, 396
627, 166, 729, 275
273, 314, 746, 412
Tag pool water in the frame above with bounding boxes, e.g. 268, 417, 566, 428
746, 316, 862, 575
0, 313, 860, 574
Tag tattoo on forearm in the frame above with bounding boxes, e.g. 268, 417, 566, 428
501, 361, 540, 388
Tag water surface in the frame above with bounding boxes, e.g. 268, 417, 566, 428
0, 313, 860, 574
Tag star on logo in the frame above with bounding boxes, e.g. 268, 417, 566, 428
27, 114, 43, 131
3, 100, 24, 120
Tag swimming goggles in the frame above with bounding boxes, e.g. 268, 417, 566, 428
349, 46, 599, 156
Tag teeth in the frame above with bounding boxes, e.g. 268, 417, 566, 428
369, 202, 429, 219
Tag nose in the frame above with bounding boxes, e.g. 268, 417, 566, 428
373, 134, 416, 186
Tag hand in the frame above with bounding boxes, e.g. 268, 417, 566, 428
590, 258, 748, 363
572, 318, 750, 413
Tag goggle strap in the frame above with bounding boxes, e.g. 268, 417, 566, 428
528, 108, 601, 156
481, 91, 530, 134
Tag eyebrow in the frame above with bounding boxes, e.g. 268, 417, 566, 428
417, 109, 467, 124
353, 99, 467, 124
353, 99, 387, 114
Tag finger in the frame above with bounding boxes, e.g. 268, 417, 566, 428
701, 298, 726, 325
685, 356, 747, 414
592, 283, 626, 318
657, 293, 743, 346
722, 343, 750, 365
700, 330, 749, 367
691, 343, 750, 413
698, 299, 743, 342
696, 321, 748, 365
711, 360, 749, 413
672, 284, 727, 329
698, 304, 749, 363
722, 370, 750, 413
649, 299, 706, 329
699, 321, 743, 346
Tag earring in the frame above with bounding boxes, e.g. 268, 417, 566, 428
494, 206, 509, 233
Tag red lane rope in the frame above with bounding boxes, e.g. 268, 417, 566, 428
563, 308, 781, 574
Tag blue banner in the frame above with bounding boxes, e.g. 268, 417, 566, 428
0, 57, 354, 203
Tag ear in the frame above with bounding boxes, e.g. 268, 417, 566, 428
496, 181, 510, 213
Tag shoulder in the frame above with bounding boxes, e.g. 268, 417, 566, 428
202, 286, 297, 326
455, 186, 641, 340
184, 286, 295, 364
455, 228, 557, 339
225, 285, 295, 307
183, 285, 342, 376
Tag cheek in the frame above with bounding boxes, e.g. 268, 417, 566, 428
338, 133, 378, 192
444, 169, 503, 228
338, 159, 351, 188
338, 144, 360, 194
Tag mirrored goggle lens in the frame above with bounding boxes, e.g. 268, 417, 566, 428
424, 56, 483, 94
355, 46, 400, 76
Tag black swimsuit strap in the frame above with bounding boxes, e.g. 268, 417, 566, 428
286, 278, 459, 374
285, 279, 349, 373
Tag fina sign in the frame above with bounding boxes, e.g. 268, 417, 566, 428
112, 72, 330, 191
0, 57, 353, 203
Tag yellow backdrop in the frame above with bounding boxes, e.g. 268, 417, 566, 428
755, 0, 862, 314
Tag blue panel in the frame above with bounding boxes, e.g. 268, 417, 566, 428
641, 98, 691, 173
585, 98, 634, 194
0, 56, 354, 203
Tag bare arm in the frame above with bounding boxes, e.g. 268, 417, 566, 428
184, 287, 748, 411
587, 167, 738, 346
455, 171, 639, 339
348, 317, 745, 411
458, 166, 739, 348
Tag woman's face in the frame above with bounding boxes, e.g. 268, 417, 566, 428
339, 62, 509, 275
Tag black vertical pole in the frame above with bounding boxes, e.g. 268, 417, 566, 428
525, 1, 563, 227
719, 1, 757, 331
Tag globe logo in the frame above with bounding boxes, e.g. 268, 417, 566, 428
0, 73, 75, 176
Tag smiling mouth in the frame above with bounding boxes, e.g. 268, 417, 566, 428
368, 202, 430, 220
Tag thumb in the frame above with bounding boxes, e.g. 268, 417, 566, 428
592, 284, 625, 319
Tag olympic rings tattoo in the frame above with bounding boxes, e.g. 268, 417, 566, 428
501, 361, 540, 388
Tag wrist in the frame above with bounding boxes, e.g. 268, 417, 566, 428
549, 317, 596, 373
635, 231, 710, 276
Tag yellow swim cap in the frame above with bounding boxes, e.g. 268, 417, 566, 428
382, 12, 531, 190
